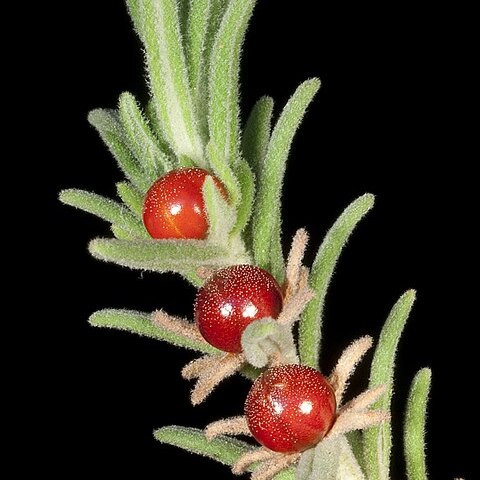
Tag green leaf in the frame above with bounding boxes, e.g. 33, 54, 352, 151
251, 79, 320, 271
404, 368, 431, 480
206, 141, 241, 206
154, 426, 294, 479
59, 189, 148, 239
241, 318, 298, 368
185, 0, 211, 105
347, 431, 367, 474
363, 290, 416, 480
118, 92, 173, 178
145, 99, 173, 154
89, 309, 217, 354
116, 181, 143, 218
111, 225, 133, 240
269, 216, 285, 284
296, 436, 365, 480
242, 96, 274, 175
231, 159, 255, 236
88, 237, 245, 273
125, 0, 142, 39
298, 193, 375, 368
203, 176, 236, 245
155, 426, 252, 467
88, 109, 150, 192
140, 0, 204, 164
190, 0, 229, 139
208, 0, 257, 166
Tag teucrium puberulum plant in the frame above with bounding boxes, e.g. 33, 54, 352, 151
59, 1, 446, 479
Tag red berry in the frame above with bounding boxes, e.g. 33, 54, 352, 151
194, 265, 283, 353
143, 168, 226, 239
245, 364, 336, 453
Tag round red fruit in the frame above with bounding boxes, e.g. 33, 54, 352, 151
245, 364, 336, 453
143, 168, 226, 239
194, 265, 283, 353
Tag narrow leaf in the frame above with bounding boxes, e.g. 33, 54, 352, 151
154, 426, 294, 479
89, 309, 216, 354
60, 189, 148, 239
145, 99, 173, 154
185, 0, 211, 98
241, 318, 298, 368
269, 216, 285, 284
206, 141, 241, 206
252, 79, 320, 270
88, 109, 150, 192
116, 181, 144, 218
203, 176, 236, 244
196, 0, 229, 137
208, 0, 257, 166
298, 194, 375, 368
154, 426, 253, 467
404, 368, 431, 480
363, 290, 417, 480
242, 96, 274, 175
231, 159, 255, 236
296, 435, 365, 480
125, 0, 142, 39
347, 430, 367, 474
118, 92, 173, 178
111, 225, 133, 240
140, 0, 204, 163
88, 237, 245, 273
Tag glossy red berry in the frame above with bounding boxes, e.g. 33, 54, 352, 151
143, 168, 226, 239
194, 265, 283, 353
245, 364, 336, 453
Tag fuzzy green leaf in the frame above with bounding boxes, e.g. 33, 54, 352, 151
155, 426, 252, 467
118, 92, 173, 178
363, 290, 417, 480
116, 182, 143, 218
231, 159, 255, 236
140, 0, 204, 164
145, 99, 173, 153
88, 109, 150, 192
208, 0, 256, 166
252, 79, 320, 271
206, 141, 241, 206
347, 431, 367, 474
185, 0, 212, 134
296, 436, 365, 480
404, 368, 431, 480
203, 176, 236, 244
88, 237, 247, 274
125, 0, 142, 38
89, 309, 217, 354
242, 96, 274, 175
60, 189, 148, 239
299, 193, 375, 368
154, 426, 294, 479
269, 216, 285, 284
111, 225, 133, 240
241, 318, 298, 368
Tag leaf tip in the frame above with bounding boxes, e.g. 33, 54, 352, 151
87, 108, 103, 126
305, 77, 322, 91
403, 288, 417, 305
153, 427, 167, 442
88, 310, 103, 328
417, 366, 432, 382
362, 192, 376, 208
88, 238, 104, 258
58, 189, 73, 204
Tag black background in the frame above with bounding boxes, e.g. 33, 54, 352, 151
41, 1, 474, 478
